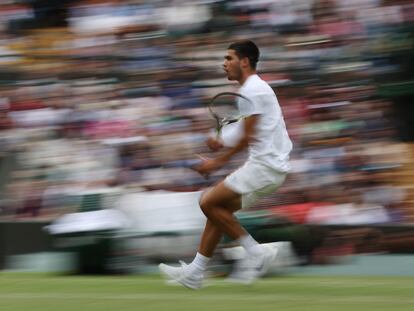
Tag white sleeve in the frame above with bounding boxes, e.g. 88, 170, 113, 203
238, 93, 267, 116
220, 120, 244, 147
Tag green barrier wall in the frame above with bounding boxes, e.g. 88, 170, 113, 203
0, 221, 52, 269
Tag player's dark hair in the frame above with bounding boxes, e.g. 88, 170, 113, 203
228, 40, 260, 70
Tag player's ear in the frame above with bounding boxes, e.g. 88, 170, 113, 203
239, 57, 248, 68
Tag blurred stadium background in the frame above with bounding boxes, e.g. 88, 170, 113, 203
0, 0, 414, 297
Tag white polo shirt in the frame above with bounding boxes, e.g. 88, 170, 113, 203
238, 74, 292, 172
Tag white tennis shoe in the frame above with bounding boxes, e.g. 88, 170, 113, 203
159, 261, 203, 290
227, 244, 278, 284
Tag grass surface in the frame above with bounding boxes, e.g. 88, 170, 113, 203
1, 272, 414, 311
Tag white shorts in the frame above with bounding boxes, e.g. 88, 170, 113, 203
224, 161, 287, 209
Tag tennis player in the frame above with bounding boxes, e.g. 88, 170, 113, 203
159, 40, 292, 289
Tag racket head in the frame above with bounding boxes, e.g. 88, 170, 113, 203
208, 92, 249, 133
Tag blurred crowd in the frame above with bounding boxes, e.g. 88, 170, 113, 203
0, 0, 413, 224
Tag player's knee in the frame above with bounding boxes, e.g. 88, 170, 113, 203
199, 188, 218, 218
199, 190, 214, 216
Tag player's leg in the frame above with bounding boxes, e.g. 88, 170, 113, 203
225, 184, 285, 284
173, 182, 263, 280
173, 190, 240, 277
198, 194, 241, 257
194, 182, 277, 285
199, 183, 244, 243
198, 220, 222, 257
198, 181, 266, 257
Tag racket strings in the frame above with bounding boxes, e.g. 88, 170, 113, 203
207, 92, 252, 136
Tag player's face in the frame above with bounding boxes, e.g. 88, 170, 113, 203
223, 49, 242, 81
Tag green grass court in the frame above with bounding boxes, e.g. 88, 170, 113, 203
1, 273, 413, 311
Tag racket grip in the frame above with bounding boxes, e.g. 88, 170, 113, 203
164, 159, 202, 169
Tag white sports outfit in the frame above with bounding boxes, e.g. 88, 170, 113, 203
223, 74, 292, 208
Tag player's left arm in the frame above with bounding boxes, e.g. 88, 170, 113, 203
216, 114, 259, 163
195, 114, 259, 174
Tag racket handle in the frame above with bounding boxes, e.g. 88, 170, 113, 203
164, 159, 202, 169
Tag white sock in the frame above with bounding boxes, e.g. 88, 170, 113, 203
186, 252, 210, 274
238, 234, 264, 257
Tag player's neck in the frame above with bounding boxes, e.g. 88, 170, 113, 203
238, 70, 256, 86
